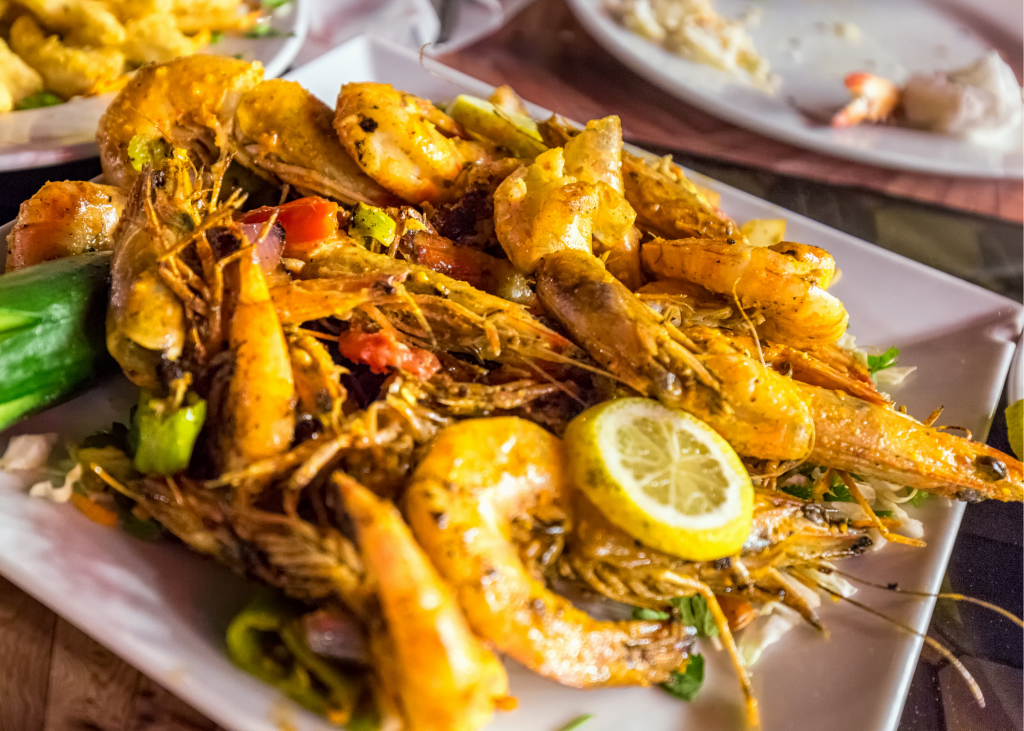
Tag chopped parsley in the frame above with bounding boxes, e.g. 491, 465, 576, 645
16, 91, 63, 110
867, 346, 900, 375
632, 607, 670, 621
81, 422, 131, 452
824, 482, 854, 503
245, 23, 288, 39
671, 595, 718, 638
661, 654, 704, 701
555, 714, 593, 731
780, 483, 813, 501
909, 490, 929, 508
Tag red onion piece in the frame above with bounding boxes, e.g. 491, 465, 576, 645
239, 221, 285, 272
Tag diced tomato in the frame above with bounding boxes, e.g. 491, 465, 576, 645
240, 197, 340, 257
409, 234, 501, 291
337, 329, 441, 381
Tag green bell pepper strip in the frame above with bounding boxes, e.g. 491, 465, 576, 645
131, 391, 206, 475
348, 203, 396, 251
226, 593, 368, 726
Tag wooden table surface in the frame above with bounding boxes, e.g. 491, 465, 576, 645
1, 3, 1021, 731
442, 1, 1023, 223
0, 575, 224, 731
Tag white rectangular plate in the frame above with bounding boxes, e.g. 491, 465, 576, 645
1, 34, 1022, 731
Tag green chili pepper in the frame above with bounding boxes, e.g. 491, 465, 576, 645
127, 133, 170, 172
226, 593, 367, 725
348, 203, 396, 251
131, 391, 206, 475
15, 91, 63, 110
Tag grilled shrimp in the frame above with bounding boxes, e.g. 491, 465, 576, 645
405, 417, 697, 688
642, 238, 849, 347
97, 55, 262, 189
234, 79, 397, 206
493, 146, 599, 274
300, 242, 587, 372
561, 491, 872, 624
339, 475, 512, 731
106, 158, 193, 388
334, 83, 486, 204
622, 150, 743, 241
218, 246, 296, 472
536, 250, 814, 462
801, 383, 1023, 501
563, 116, 643, 289
6, 181, 125, 272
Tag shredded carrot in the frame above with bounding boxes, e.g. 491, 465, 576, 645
69, 492, 120, 528
839, 472, 926, 548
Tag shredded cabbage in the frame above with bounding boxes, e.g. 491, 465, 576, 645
29, 463, 81, 504
737, 602, 801, 666
791, 564, 857, 599
874, 365, 917, 392
0, 433, 58, 471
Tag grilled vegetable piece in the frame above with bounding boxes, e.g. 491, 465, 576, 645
0, 252, 113, 430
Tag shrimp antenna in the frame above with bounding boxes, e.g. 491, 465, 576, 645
817, 585, 985, 708
817, 566, 1023, 629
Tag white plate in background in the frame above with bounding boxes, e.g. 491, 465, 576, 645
567, 0, 1024, 178
1, 34, 1022, 731
1009, 334, 1023, 404
0, 0, 309, 172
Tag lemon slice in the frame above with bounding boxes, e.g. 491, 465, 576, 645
564, 398, 754, 561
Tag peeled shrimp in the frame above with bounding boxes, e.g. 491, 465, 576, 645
404, 417, 697, 688
622, 150, 743, 242
97, 54, 263, 189
339, 475, 511, 731
642, 238, 849, 347
6, 181, 125, 272
234, 79, 397, 206
832, 72, 900, 129
334, 82, 484, 204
